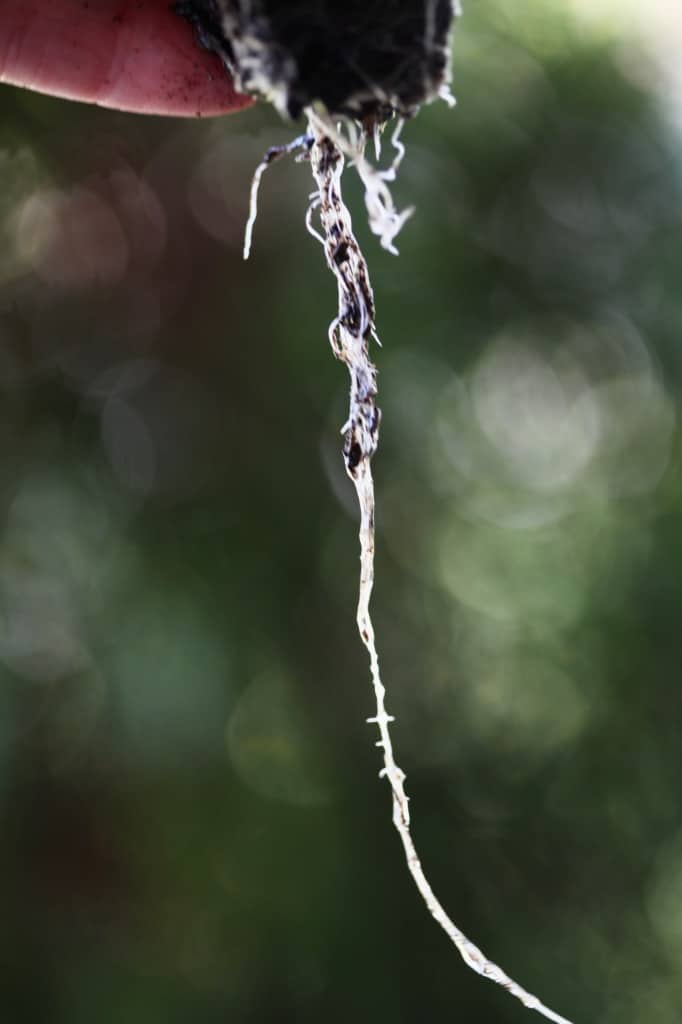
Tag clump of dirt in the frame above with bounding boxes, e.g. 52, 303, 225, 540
175, 0, 456, 122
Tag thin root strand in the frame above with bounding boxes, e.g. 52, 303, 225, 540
238, 94, 573, 1024
304, 108, 574, 1024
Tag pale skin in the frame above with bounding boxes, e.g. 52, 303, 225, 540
0, 0, 251, 116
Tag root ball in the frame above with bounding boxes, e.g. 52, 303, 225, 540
176, 0, 458, 123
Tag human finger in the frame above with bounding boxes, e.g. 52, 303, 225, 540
0, 0, 253, 117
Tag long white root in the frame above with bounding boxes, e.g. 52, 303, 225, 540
240, 105, 572, 1024
304, 112, 574, 1024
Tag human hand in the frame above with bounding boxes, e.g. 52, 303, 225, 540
0, 0, 252, 117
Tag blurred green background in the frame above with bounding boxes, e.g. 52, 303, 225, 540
2, 1, 682, 1021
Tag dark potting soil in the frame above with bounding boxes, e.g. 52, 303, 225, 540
175, 0, 456, 123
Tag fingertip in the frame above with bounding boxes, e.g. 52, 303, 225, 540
0, 0, 254, 118
101, 3, 254, 117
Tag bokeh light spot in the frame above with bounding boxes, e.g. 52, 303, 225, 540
227, 673, 333, 807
